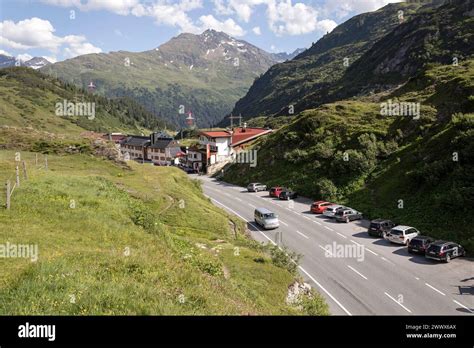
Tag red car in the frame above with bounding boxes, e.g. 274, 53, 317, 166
269, 186, 285, 198
310, 201, 333, 214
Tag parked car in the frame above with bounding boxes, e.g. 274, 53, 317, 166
335, 208, 363, 223
279, 190, 298, 200
269, 186, 285, 198
425, 241, 466, 262
310, 201, 333, 214
323, 204, 345, 218
385, 225, 419, 245
408, 235, 435, 254
254, 208, 280, 230
247, 183, 267, 192
368, 219, 396, 237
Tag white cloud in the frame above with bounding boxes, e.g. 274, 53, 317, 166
323, 0, 402, 19
0, 17, 101, 59
17, 53, 33, 62
0, 49, 11, 56
199, 15, 246, 36
315, 19, 337, 33
267, 0, 331, 36
252, 26, 262, 35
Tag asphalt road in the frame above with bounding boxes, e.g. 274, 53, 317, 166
196, 175, 474, 315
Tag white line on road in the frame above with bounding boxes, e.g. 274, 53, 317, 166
296, 230, 309, 239
384, 292, 412, 313
453, 300, 473, 313
314, 220, 321, 225
350, 239, 362, 246
298, 266, 352, 316
347, 265, 368, 280
247, 203, 256, 208
235, 197, 242, 202
295, 212, 302, 216
303, 216, 311, 220
280, 220, 288, 226
336, 232, 347, 239
318, 244, 332, 255
365, 248, 378, 256
425, 283, 446, 296
324, 226, 333, 231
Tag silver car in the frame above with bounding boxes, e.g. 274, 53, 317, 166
323, 204, 345, 218
385, 225, 419, 245
254, 208, 279, 229
247, 183, 267, 192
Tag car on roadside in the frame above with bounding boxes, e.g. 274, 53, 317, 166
323, 204, 345, 218
425, 241, 466, 262
254, 207, 280, 230
279, 190, 298, 200
385, 225, 419, 245
367, 219, 396, 237
335, 208, 363, 223
310, 201, 333, 214
247, 183, 267, 192
408, 235, 435, 254
269, 186, 285, 198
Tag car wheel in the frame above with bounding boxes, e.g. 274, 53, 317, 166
446, 254, 451, 263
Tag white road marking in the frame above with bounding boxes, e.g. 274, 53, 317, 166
365, 248, 378, 256
324, 226, 333, 231
295, 212, 302, 216
280, 220, 288, 226
350, 239, 362, 246
247, 203, 256, 208
453, 300, 473, 313
425, 283, 446, 296
314, 220, 321, 225
384, 292, 412, 313
318, 244, 332, 255
235, 197, 242, 202
336, 232, 347, 239
296, 230, 309, 239
298, 266, 352, 316
414, 277, 420, 280
347, 265, 368, 280
381, 257, 390, 263
303, 215, 311, 220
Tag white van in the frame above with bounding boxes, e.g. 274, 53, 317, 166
254, 208, 280, 230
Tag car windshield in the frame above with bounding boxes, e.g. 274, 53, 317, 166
428, 244, 442, 252
410, 239, 423, 246
263, 213, 277, 219
390, 229, 403, 235
370, 222, 381, 228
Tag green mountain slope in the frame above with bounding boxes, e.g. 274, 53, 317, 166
0, 67, 170, 134
41, 30, 276, 128
222, 60, 474, 252
230, 0, 473, 121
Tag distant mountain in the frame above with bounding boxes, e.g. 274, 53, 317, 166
0, 54, 52, 69
271, 48, 306, 62
41, 29, 277, 128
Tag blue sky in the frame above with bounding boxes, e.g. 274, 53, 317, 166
0, 0, 400, 63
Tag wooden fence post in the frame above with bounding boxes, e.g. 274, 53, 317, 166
6, 180, 11, 210
45, 155, 48, 170
16, 165, 20, 188
22, 161, 28, 180
35, 153, 38, 166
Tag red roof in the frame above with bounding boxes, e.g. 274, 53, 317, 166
231, 127, 272, 146
200, 131, 232, 138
